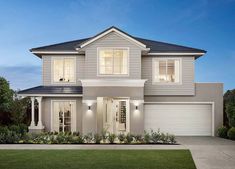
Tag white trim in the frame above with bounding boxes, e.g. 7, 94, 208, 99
32, 51, 78, 54
144, 101, 215, 136
51, 100, 77, 132
80, 79, 147, 87
152, 57, 182, 85
19, 94, 82, 97
51, 56, 77, 85
147, 52, 205, 56
82, 100, 97, 104
130, 100, 145, 105
97, 47, 130, 77
79, 28, 147, 49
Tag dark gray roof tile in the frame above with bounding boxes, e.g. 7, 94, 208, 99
18, 86, 83, 95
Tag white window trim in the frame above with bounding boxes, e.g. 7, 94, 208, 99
97, 47, 130, 77
152, 57, 182, 85
51, 56, 76, 85
50, 100, 77, 132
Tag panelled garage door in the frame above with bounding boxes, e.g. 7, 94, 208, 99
144, 103, 213, 136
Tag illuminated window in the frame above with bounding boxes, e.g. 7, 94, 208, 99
53, 58, 75, 83
98, 48, 128, 75
153, 58, 181, 83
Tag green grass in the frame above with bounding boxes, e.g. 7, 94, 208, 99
0, 150, 196, 169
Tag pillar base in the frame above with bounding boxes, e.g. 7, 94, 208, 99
28, 125, 45, 133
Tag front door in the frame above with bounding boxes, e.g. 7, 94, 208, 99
52, 100, 76, 132
103, 98, 129, 134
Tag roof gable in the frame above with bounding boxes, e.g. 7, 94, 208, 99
77, 26, 147, 50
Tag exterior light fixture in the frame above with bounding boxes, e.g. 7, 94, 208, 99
88, 106, 91, 110
136, 106, 138, 110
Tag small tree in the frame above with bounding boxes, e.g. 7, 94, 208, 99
226, 103, 235, 127
224, 89, 235, 127
0, 77, 13, 112
0, 77, 13, 125
10, 97, 29, 125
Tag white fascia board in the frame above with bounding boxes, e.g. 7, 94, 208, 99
31, 51, 78, 54
147, 52, 205, 56
80, 79, 148, 87
79, 28, 147, 49
18, 94, 83, 97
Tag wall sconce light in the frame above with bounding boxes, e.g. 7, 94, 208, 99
135, 106, 138, 110
88, 106, 91, 110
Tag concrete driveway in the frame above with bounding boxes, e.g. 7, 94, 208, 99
177, 137, 235, 169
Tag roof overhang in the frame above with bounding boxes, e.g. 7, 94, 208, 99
76, 27, 148, 51
18, 94, 83, 97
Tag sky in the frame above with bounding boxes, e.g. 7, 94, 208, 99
0, 0, 235, 92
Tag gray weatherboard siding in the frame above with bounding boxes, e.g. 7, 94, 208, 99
83, 32, 142, 79
142, 56, 195, 96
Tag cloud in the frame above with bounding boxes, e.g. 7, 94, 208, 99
0, 65, 41, 90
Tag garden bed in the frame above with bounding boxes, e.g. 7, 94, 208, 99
0, 125, 177, 144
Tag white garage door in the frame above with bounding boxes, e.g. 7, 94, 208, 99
144, 103, 213, 136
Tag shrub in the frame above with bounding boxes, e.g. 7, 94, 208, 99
160, 133, 169, 144
101, 129, 108, 143
133, 134, 143, 143
117, 133, 125, 143
150, 129, 161, 143
124, 133, 133, 144
226, 103, 235, 127
169, 134, 176, 144
217, 126, 228, 138
144, 131, 151, 143
84, 133, 93, 143
108, 133, 116, 144
228, 127, 235, 140
93, 133, 102, 144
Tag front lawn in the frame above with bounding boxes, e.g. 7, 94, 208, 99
0, 150, 196, 169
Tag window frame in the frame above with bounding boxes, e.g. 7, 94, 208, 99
51, 56, 76, 84
152, 57, 182, 85
97, 47, 129, 77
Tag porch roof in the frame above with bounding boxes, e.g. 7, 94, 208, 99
18, 86, 83, 95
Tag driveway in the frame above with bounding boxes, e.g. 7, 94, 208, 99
177, 137, 235, 169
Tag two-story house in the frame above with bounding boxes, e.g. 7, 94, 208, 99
18, 26, 223, 136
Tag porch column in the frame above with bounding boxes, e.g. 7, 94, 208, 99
35, 97, 44, 129
29, 97, 35, 127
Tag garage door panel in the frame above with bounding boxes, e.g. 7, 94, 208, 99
144, 104, 212, 136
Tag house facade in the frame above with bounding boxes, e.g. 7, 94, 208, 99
19, 26, 223, 136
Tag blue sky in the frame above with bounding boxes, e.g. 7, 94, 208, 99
0, 0, 234, 91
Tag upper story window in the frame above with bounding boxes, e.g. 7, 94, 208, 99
98, 48, 129, 76
52, 57, 76, 83
152, 58, 181, 84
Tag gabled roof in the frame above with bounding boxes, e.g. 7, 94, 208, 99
76, 26, 147, 49
18, 86, 83, 95
30, 26, 206, 58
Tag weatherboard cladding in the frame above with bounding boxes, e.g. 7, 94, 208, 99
18, 86, 83, 95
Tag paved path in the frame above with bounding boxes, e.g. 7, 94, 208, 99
0, 144, 186, 150
177, 137, 235, 169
